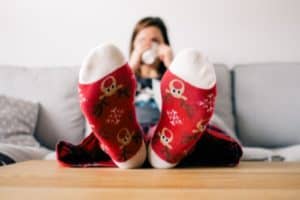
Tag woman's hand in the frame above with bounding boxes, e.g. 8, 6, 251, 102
129, 43, 151, 72
157, 44, 173, 68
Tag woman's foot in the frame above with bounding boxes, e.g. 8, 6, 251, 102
78, 43, 146, 169
148, 49, 217, 168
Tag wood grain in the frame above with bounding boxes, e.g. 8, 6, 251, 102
0, 160, 299, 200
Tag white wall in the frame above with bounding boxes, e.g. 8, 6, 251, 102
0, 0, 299, 68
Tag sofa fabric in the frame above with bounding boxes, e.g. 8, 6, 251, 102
0, 66, 85, 150
233, 63, 300, 148
0, 143, 51, 163
213, 64, 237, 140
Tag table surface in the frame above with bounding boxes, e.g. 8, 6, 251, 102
0, 160, 300, 200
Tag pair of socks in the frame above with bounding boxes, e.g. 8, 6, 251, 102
56, 44, 242, 168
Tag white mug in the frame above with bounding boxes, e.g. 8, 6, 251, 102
142, 42, 158, 65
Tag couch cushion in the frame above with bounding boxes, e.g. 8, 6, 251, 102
0, 66, 85, 150
213, 64, 237, 139
233, 63, 300, 147
0, 95, 39, 147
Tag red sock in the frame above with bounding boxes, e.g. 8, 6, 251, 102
149, 49, 217, 168
78, 44, 146, 168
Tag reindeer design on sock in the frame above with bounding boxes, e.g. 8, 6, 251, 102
99, 76, 123, 100
117, 128, 135, 149
165, 79, 194, 117
182, 119, 208, 145
116, 128, 138, 162
158, 127, 174, 149
166, 79, 187, 101
192, 119, 208, 134
93, 76, 124, 117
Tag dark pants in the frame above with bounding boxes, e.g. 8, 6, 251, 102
0, 152, 15, 166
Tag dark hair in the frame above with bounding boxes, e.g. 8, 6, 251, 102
129, 16, 170, 77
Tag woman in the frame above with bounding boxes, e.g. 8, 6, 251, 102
129, 17, 173, 133
56, 17, 242, 169
129, 17, 173, 78
127, 17, 242, 167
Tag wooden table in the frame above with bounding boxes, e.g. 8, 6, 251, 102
0, 160, 299, 200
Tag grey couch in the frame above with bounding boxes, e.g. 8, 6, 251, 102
0, 63, 299, 163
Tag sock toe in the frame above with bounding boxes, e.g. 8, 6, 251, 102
79, 43, 126, 84
169, 49, 216, 89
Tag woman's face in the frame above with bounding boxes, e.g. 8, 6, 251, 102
134, 26, 164, 49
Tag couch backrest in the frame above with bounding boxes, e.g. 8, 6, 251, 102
0, 66, 85, 150
0, 64, 236, 150
213, 64, 236, 135
233, 63, 300, 148
5, 63, 297, 150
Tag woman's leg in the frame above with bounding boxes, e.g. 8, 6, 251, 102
179, 125, 243, 167
57, 44, 146, 168
148, 49, 217, 168
56, 132, 115, 167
